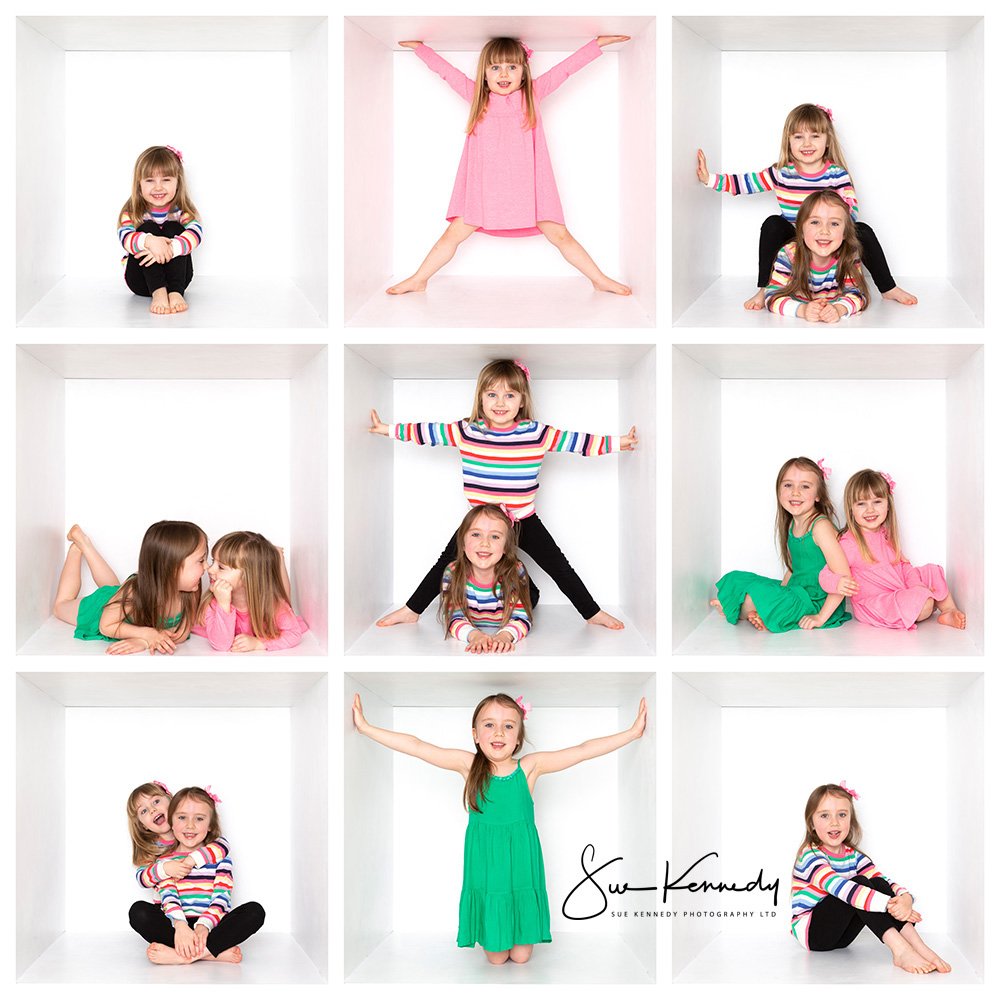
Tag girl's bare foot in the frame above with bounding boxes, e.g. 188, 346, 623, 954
386, 276, 427, 295
592, 276, 632, 295
937, 609, 966, 629
67, 524, 87, 546
202, 946, 242, 963
588, 609, 624, 630
904, 935, 951, 973
744, 288, 766, 310
146, 942, 192, 965
883, 286, 918, 306
376, 606, 419, 627
893, 946, 935, 974
168, 292, 188, 313
747, 611, 768, 632
709, 598, 726, 618
150, 288, 171, 314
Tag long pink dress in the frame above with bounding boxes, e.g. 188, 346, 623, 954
414, 41, 602, 237
818, 529, 948, 630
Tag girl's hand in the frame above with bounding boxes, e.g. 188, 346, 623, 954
696, 149, 710, 185
629, 696, 647, 739
836, 575, 860, 597
798, 614, 827, 630
211, 578, 233, 612
105, 637, 152, 656
147, 629, 177, 655
230, 635, 265, 653
369, 409, 390, 436
802, 300, 826, 323
193, 925, 210, 954
173, 922, 200, 960
596, 35, 630, 47
465, 630, 493, 654
819, 302, 844, 324
491, 631, 516, 654
398, 40, 422, 49
352, 693, 370, 734
621, 425, 638, 451
139, 236, 174, 265
163, 856, 196, 878
888, 893, 915, 921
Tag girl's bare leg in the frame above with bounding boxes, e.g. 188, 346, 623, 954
880, 927, 935, 974
509, 944, 533, 964
54, 526, 120, 625
484, 948, 510, 965
377, 606, 419, 627
536, 221, 631, 295
387, 218, 479, 294
899, 924, 951, 973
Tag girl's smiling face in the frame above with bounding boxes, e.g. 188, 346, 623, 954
208, 557, 244, 591
802, 201, 848, 263
134, 791, 170, 834
177, 542, 209, 593
779, 465, 820, 519
485, 61, 524, 95
171, 796, 211, 852
853, 493, 889, 533
481, 381, 523, 429
140, 170, 178, 209
811, 793, 853, 851
472, 700, 522, 763
463, 512, 509, 576
789, 127, 828, 172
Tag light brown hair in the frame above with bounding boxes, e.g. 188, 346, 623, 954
464, 694, 527, 813
778, 103, 850, 173
126, 780, 172, 866
119, 145, 200, 227
841, 469, 903, 564
796, 783, 863, 857
467, 38, 537, 135
774, 457, 840, 573
168, 786, 223, 844
469, 359, 533, 423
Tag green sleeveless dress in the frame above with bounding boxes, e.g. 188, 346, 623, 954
457, 760, 550, 951
73, 583, 183, 641
715, 515, 851, 633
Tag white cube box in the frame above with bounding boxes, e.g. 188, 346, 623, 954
16, 671, 328, 984
672, 672, 983, 984
344, 343, 656, 656
16, 16, 328, 328
672, 16, 984, 327
344, 15, 655, 328
672, 344, 983, 656
345, 671, 656, 983
16, 344, 328, 655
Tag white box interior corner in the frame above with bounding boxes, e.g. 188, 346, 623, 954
16, 672, 328, 984
16, 16, 328, 327
343, 343, 656, 656
16, 344, 328, 654
671, 672, 984, 983
672, 344, 983, 656
345, 672, 656, 984
344, 15, 655, 328
671, 16, 984, 326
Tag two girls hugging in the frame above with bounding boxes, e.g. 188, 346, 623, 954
54, 521, 308, 653
127, 782, 264, 965
369, 359, 637, 650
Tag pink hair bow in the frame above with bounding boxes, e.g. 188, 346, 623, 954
816, 457, 831, 481
839, 780, 859, 800
153, 780, 172, 796
203, 785, 222, 804
816, 105, 834, 122
515, 695, 532, 717
513, 359, 531, 381
497, 503, 516, 525
880, 471, 896, 494
165, 145, 184, 162
520, 42, 533, 60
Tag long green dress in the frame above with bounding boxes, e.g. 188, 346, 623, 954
715, 515, 851, 633
73, 583, 182, 641
457, 759, 550, 951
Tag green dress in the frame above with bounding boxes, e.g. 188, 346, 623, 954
73, 583, 183, 641
715, 515, 851, 633
457, 760, 550, 951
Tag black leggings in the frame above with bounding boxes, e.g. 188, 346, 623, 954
129, 900, 265, 957
756, 214, 896, 293
124, 220, 194, 296
405, 512, 600, 621
807, 876, 907, 951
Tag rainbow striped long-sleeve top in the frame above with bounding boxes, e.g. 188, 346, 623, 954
765, 242, 867, 318
705, 161, 858, 222
135, 836, 229, 889
156, 851, 233, 931
118, 205, 203, 256
442, 560, 531, 643
392, 419, 622, 520
791, 846, 908, 949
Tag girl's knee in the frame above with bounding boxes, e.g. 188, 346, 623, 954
485, 949, 510, 965
538, 221, 571, 244
509, 945, 533, 964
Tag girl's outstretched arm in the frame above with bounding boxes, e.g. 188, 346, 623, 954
799, 518, 849, 629
521, 697, 646, 782
405, 41, 476, 102
353, 694, 474, 774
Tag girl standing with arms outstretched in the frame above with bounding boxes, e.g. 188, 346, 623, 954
370, 358, 637, 631
388, 36, 631, 296
353, 692, 646, 963
792, 782, 950, 973
697, 103, 916, 310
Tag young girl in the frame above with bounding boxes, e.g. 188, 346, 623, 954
53, 522, 207, 654
791, 782, 950, 973
119, 145, 203, 315
353, 692, 646, 963
192, 531, 309, 652
369, 358, 637, 631
818, 469, 966, 631
697, 103, 916, 310
441, 504, 533, 652
128, 786, 265, 965
387, 36, 631, 296
765, 190, 869, 322
710, 457, 851, 632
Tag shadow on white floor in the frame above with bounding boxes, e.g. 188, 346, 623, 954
348, 276, 654, 328
17, 277, 325, 329
674, 929, 978, 984
674, 611, 981, 656
347, 931, 653, 984
348, 604, 653, 656
18, 932, 325, 984
674, 276, 980, 328
17, 616, 325, 656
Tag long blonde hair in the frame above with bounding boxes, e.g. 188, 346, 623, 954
469, 359, 534, 423
774, 457, 839, 573
119, 145, 200, 226
199, 531, 291, 640
126, 780, 172, 866
778, 103, 850, 173
464, 694, 527, 813
796, 783, 862, 857
841, 469, 903, 564
466, 38, 536, 135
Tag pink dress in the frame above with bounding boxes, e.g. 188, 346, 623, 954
192, 600, 309, 651
414, 41, 602, 237
818, 530, 948, 630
